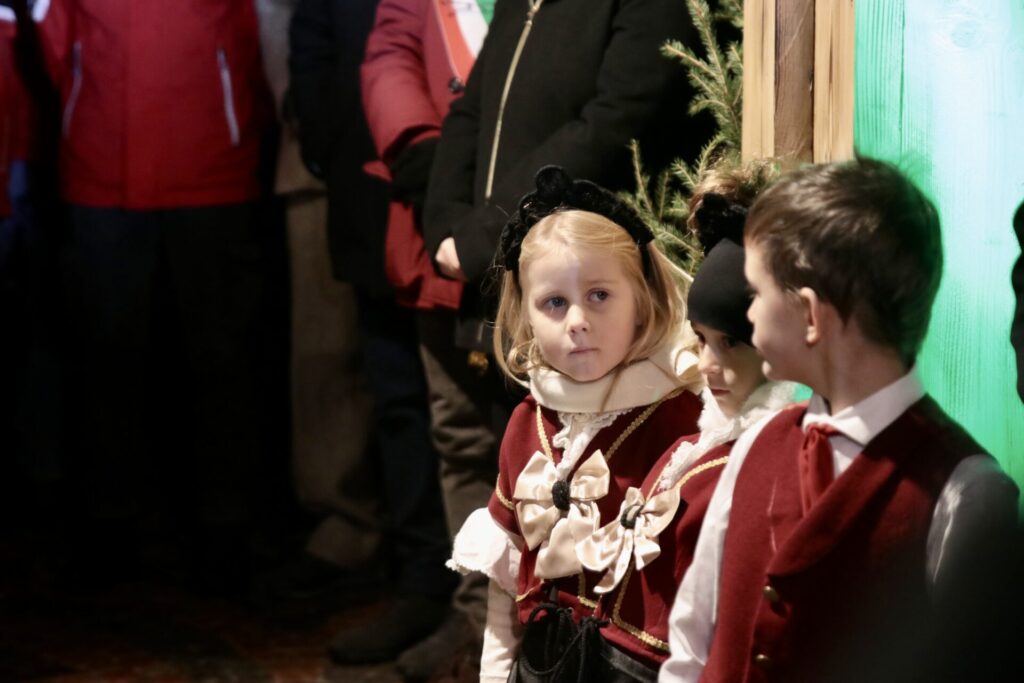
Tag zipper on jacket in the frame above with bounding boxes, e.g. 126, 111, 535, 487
217, 48, 242, 146
484, 0, 545, 201
62, 42, 83, 139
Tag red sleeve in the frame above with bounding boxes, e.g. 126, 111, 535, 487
0, 14, 37, 175
487, 400, 538, 536
360, 0, 443, 164
31, 0, 72, 90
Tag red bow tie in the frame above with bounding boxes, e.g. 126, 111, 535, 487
798, 423, 842, 514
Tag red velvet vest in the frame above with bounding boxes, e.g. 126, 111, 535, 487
487, 389, 703, 661
596, 438, 732, 667
701, 396, 982, 683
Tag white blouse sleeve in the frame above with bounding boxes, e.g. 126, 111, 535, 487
480, 579, 523, 683
448, 507, 524, 596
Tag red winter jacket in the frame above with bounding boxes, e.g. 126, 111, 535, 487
0, 9, 34, 217
361, 0, 485, 310
33, 0, 272, 210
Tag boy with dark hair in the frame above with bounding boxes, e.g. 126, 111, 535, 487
661, 157, 1019, 683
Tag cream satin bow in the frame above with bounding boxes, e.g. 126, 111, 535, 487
514, 450, 610, 579
577, 485, 681, 594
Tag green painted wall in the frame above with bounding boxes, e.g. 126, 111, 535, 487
855, 0, 1024, 485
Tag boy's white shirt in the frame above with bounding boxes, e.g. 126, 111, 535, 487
659, 368, 1017, 682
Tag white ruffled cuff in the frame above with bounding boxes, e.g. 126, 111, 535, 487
447, 508, 523, 596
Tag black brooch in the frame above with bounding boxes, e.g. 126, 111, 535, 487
619, 502, 644, 530
551, 479, 572, 512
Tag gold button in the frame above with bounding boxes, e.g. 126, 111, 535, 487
754, 653, 772, 668
763, 584, 781, 603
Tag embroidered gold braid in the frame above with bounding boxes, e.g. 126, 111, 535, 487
494, 475, 515, 510
609, 456, 730, 652
576, 573, 598, 610
671, 455, 730, 493
601, 388, 683, 463
534, 387, 683, 464
612, 564, 670, 652
536, 403, 555, 459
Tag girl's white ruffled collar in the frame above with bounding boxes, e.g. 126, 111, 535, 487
656, 380, 797, 491
527, 331, 704, 414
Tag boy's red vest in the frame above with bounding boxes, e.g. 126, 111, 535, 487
702, 397, 983, 683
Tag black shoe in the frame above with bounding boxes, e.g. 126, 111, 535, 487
327, 595, 449, 665
395, 610, 480, 681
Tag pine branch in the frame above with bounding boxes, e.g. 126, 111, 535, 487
628, 140, 654, 215
716, 0, 744, 30
662, 40, 718, 80
625, 0, 744, 276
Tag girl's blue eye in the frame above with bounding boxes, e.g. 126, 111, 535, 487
546, 296, 566, 309
590, 290, 609, 302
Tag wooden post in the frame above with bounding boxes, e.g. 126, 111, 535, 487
741, 0, 775, 161
814, 0, 855, 162
774, 0, 816, 161
742, 0, 855, 162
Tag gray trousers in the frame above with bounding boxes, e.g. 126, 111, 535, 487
286, 193, 380, 568
417, 308, 515, 632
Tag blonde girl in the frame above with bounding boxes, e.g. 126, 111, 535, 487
448, 166, 704, 683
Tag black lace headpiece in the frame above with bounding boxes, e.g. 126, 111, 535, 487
497, 166, 656, 280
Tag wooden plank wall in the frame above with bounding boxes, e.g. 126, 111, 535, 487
813, 0, 855, 161
742, 0, 854, 163
854, 0, 1024, 480
743, 0, 1023, 480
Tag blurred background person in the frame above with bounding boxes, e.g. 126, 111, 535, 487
352, 0, 492, 679
0, 0, 69, 547
254, 0, 383, 610
290, 0, 456, 670
32, 0, 287, 594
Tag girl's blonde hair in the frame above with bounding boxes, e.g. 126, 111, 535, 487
493, 210, 687, 381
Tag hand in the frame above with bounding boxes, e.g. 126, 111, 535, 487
435, 237, 467, 282
389, 138, 438, 210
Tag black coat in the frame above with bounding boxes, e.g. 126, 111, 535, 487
423, 0, 710, 348
289, 0, 390, 294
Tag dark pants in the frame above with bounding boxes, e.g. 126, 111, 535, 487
417, 307, 518, 631
355, 291, 456, 600
65, 203, 283, 552
0, 163, 68, 527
